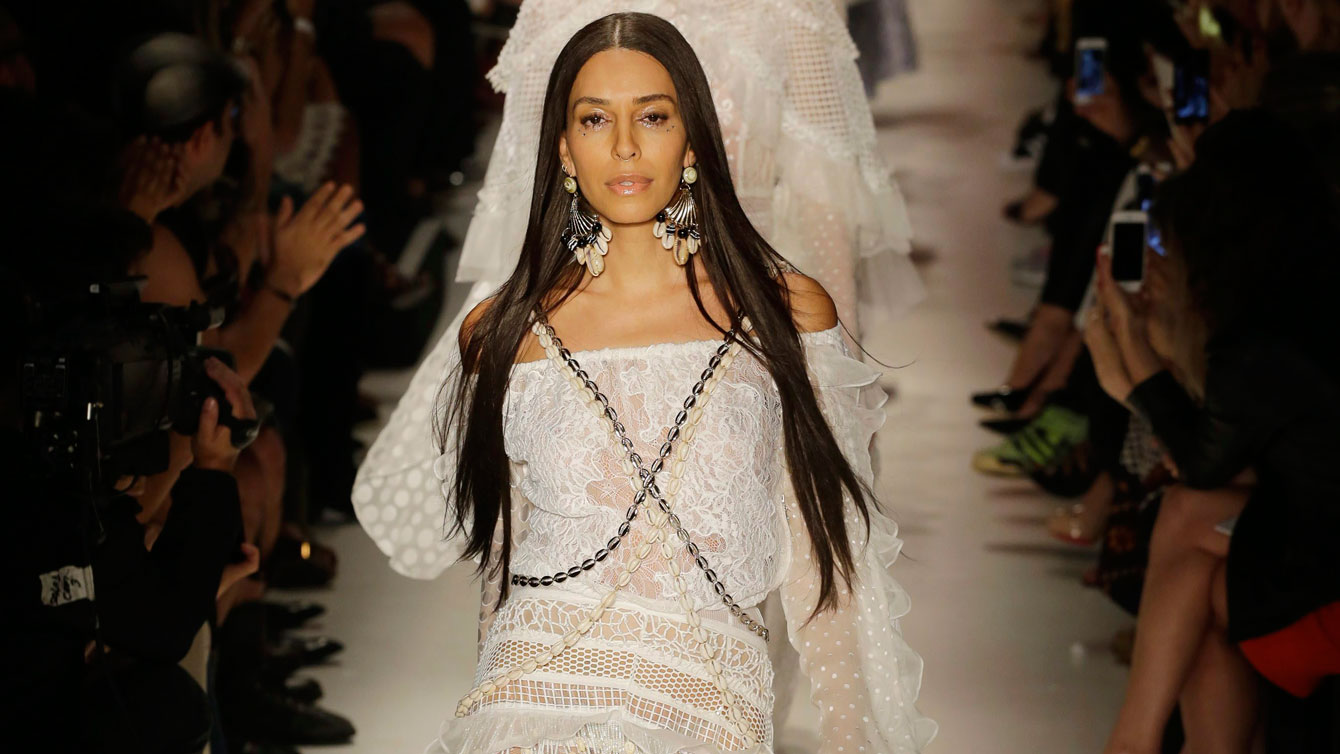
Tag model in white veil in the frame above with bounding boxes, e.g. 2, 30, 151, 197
432, 2, 921, 746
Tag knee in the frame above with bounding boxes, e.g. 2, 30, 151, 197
249, 427, 287, 491
250, 426, 285, 468
369, 2, 435, 69
1154, 485, 1241, 556
1152, 485, 1203, 550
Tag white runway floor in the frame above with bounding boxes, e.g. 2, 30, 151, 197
295, 1, 1133, 751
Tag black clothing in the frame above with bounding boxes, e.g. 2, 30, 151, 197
1, 435, 243, 748
1127, 333, 1340, 641
318, 0, 478, 259
1033, 99, 1136, 313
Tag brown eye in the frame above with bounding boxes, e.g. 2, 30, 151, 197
579, 113, 607, 128
640, 112, 668, 127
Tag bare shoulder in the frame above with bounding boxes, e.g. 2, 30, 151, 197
781, 272, 838, 333
459, 296, 494, 353
133, 224, 206, 307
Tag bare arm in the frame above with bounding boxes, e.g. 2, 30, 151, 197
270, 25, 317, 155
136, 218, 290, 383
136, 183, 364, 386
216, 285, 295, 384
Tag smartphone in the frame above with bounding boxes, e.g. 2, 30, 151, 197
1109, 210, 1148, 292
1075, 38, 1108, 104
1147, 219, 1167, 258
1136, 165, 1157, 212
1174, 51, 1210, 123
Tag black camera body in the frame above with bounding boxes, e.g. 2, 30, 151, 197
19, 278, 258, 490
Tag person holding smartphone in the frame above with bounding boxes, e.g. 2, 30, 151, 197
1085, 111, 1340, 754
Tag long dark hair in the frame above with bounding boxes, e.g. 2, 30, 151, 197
444, 12, 873, 619
1150, 109, 1340, 350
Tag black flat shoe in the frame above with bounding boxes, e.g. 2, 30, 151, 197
262, 600, 326, 634
971, 386, 1030, 414
225, 682, 355, 746
268, 635, 345, 672
235, 741, 300, 754
980, 416, 1030, 435
279, 676, 324, 705
267, 536, 337, 589
985, 317, 1029, 343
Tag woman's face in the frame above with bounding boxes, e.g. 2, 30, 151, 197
559, 48, 696, 226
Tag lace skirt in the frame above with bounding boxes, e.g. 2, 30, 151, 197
438, 591, 775, 754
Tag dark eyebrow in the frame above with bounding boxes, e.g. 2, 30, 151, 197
570, 93, 675, 110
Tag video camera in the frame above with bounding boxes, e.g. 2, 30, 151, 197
19, 278, 260, 493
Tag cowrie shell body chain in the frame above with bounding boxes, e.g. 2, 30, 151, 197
455, 318, 761, 746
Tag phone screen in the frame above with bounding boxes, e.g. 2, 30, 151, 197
1174, 53, 1210, 123
1147, 221, 1167, 257
1136, 171, 1157, 211
1112, 221, 1146, 282
1076, 44, 1106, 100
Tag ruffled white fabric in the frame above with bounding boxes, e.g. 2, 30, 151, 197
353, 319, 934, 753
457, 0, 923, 336
273, 102, 346, 193
779, 329, 937, 753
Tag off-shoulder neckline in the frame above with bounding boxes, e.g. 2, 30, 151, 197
511, 324, 842, 370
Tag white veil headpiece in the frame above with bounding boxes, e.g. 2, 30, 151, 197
456, 0, 923, 335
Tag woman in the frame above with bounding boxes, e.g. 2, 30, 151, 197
355, 13, 933, 754
457, 0, 921, 340
1084, 110, 1340, 754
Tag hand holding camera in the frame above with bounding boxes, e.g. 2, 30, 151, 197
193, 357, 258, 473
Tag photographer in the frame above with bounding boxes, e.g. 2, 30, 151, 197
116, 33, 363, 384
0, 284, 259, 753
117, 32, 358, 598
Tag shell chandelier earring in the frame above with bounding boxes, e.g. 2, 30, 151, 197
654, 165, 701, 266
561, 169, 612, 276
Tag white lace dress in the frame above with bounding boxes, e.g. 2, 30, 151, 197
353, 321, 935, 754
458, 0, 924, 336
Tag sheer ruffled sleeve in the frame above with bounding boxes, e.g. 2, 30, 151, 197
352, 299, 479, 580
770, 3, 924, 333
778, 328, 936, 753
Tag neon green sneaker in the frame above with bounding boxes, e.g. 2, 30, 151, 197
972, 405, 1089, 477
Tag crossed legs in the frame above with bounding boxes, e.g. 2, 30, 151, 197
1103, 485, 1258, 754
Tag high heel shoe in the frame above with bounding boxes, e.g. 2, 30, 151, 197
1047, 504, 1102, 546
970, 385, 1031, 414
985, 317, 1030, 343
980, 416, 1030, 436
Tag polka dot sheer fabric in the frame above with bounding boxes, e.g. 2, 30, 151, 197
455, 0, 924, 336
353, 320, 935, 753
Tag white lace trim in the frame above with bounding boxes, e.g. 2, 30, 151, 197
354, 314, 935, 753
